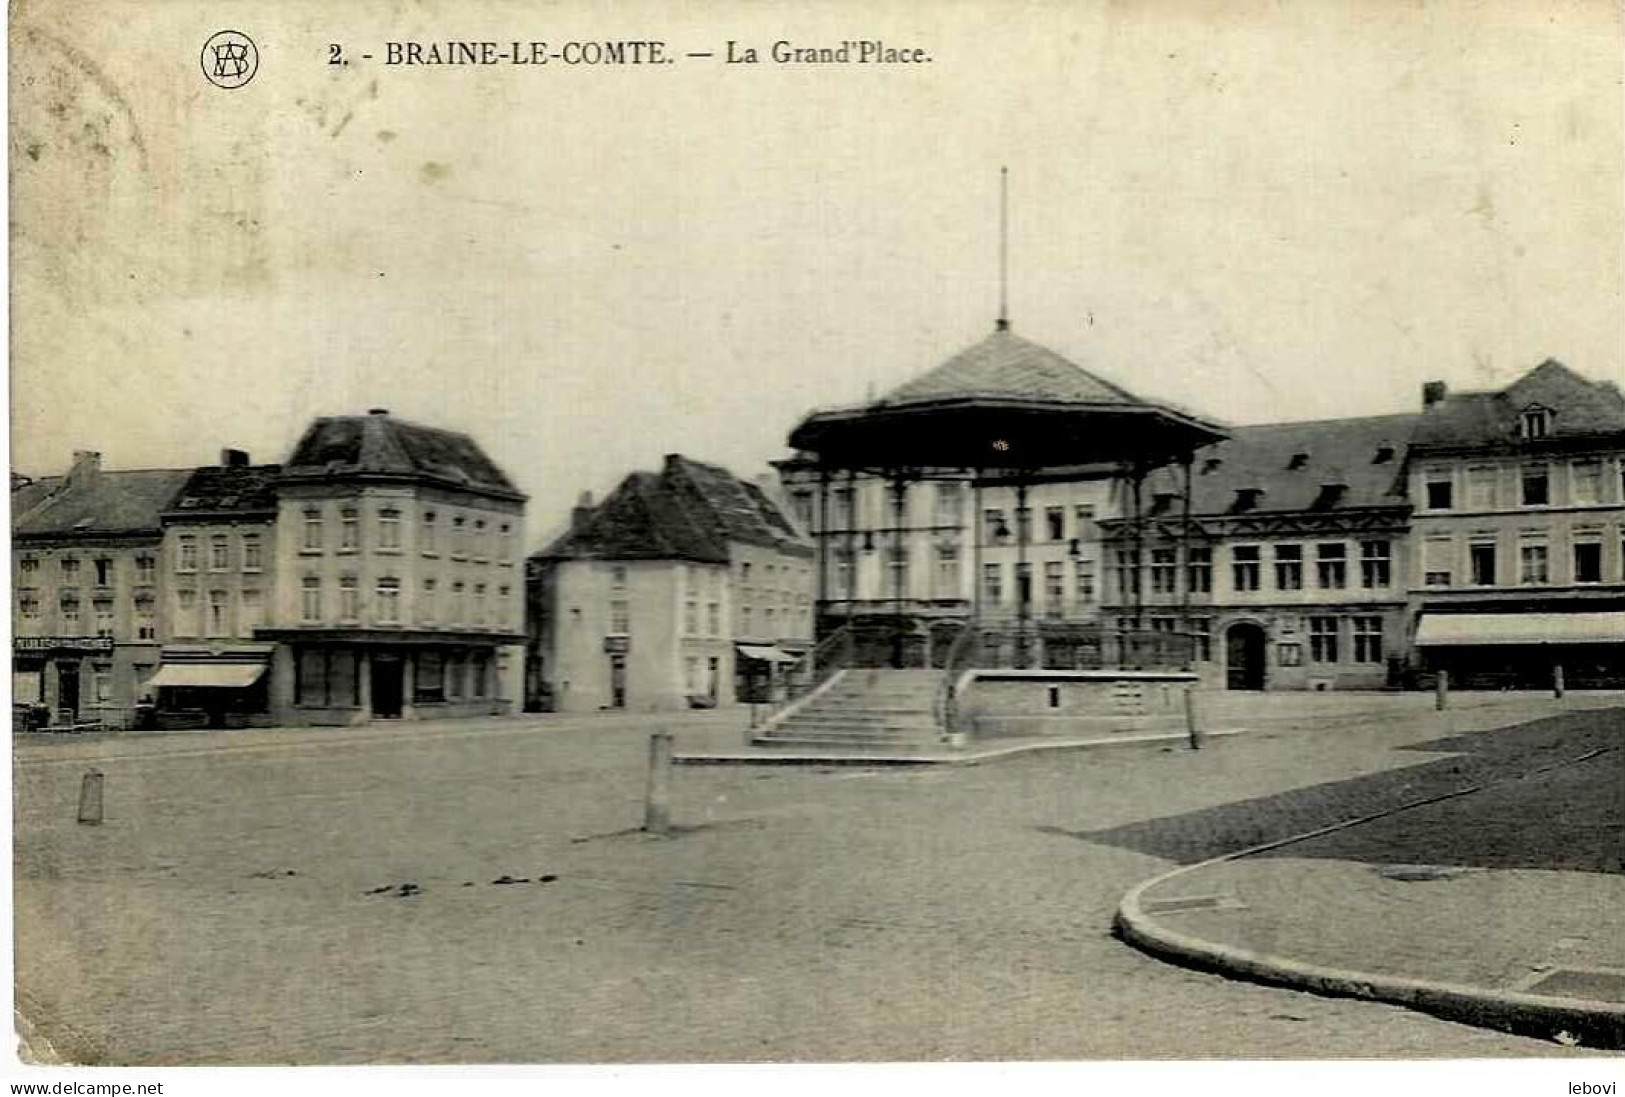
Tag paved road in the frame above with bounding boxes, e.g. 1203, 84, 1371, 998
13, 695, 1618, 1064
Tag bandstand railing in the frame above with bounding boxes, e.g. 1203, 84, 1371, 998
756, 624, 855, 730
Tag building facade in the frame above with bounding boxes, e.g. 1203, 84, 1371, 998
1406, 362, 1625, 688
527, 454, 813, 713
257, 409, 527, 725
1101, 415, 1417, 690
11, 452, 191, 728
151, 452, 281, 727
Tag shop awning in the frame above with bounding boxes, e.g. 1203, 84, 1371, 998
148, 663, 268, 689
736, 644, 798, 664
1415, 612, 1625, 647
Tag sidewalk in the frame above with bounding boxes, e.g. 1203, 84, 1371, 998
1113, 706, 1625, 1049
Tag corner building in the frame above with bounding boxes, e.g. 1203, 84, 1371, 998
261, 409, 527, 725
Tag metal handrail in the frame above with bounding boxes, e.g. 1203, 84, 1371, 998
758, 624, 855, 729
934, 621, 984, 743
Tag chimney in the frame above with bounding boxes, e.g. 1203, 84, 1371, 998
571, 491, 595, 532
66, 450, 102, 492
1422, 381, 1448, 408
368, 407, 390, 417
220, 448, 250, 467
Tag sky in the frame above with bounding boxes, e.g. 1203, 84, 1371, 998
10, 0, 1621, 552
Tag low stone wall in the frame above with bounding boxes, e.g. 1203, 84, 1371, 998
959, 669, 1199, 739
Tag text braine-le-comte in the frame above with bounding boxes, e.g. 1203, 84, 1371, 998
378, 39, 932, 66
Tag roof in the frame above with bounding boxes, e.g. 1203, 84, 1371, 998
537, 456, 811, 563
13, 468, 193, 539
1140, 413, 1418, 517
282, 411, 523, 500
880, 328, 1144, 407
1413, 360, 1625, 450
162, 464, 282, 519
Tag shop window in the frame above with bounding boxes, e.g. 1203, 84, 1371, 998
472, 653, 490, 699
296, 649, 359, 707
414, 651, 446, 703
446, 653, 467, 700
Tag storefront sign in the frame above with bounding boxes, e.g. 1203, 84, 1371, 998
13, 636, 115, 655
602, 636, 631, 654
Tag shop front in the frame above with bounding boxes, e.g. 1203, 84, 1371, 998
262, 633, 514, 726
11, 635, 142, 731
149, 644, 276, 729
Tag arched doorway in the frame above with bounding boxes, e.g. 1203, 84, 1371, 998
1225, 622, 1267, 690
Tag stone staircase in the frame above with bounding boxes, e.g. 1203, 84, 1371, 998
752, 668, 946, 752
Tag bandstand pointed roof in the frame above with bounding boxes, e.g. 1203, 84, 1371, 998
788, 325, 1227, 472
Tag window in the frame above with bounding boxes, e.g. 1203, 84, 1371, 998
1044, 561, 1064, 614
472, 582, 487, 625
452, 581, 466, 624
832, 487, 854, 529
61, 556, 80, 578
1519, 407, 1551, 439
1274, 544, 1303, 590
935, 483, 963, 527
173, 589, 195, 634
240, 589, 263, 637
19, 556, 38, 576
1074, 504, 1096, 535
421, 511, 438, 555
934, 544, 959, 600
1045, 506, 1065, 541
984, 509, 1007, 542
1015, 507, 1032, 543
1359, 541, 1391, 588
1277, 643, 1303, 667
93, 596, 115, 637
1074, 560, 1096, 605
301, 576, 322, 621
684, 600, 699, 634
1572, 461, 1602, 506
377, 578, 401, 624
1189, 617, 1213, 662
1574, 540, 1602, 584
1113, 549, 1141, 598
1186, 546, 1212, 593
241, 533, 262, 572
446, 653, 466, 700
500, 523, 515, 563
452, 516, 468, 559
134, 592, 155, 639
94, 558, 113, 586
1352, 617, 1383, 663
303, 508, 323, 551
207, 590, 229, 636
339, 507, 360, 552
296, 649, 359, 707
983, 563, 1003, 605
887, 545, 909, 596
609, 599, 630, 634
1469, 542, 1497, 586
1316, 543, 1347, 589
18, 591, 40, 619
1149, 548, 1177, 594
1231, 545, 1261, 592
205, 534, 228, 571
707, 602, 720, 636
421, 578, 437, 624
473, 519, 488, 561
136, 554, 157, 583
339, 575, 360, 621
92, 664, 111, 704
471, 654, 490, 699
177, 536, 197, 572
1423, 537, 1453, 586
1424, 473, 1453, 511
834, 549, 854, 599
1465, 467, 1498, 510
378, 507, 401, 550
1309, 616, 1339, 663
59, 589, 82, 627
415, 651, 446, 703
1521, 465, 1549, 507
610, 564, 628, 589
1519, 542, 1549, 585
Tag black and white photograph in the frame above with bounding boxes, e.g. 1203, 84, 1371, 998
5, 0, 1623, 1091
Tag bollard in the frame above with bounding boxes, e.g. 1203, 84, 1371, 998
1184, 686, 1205, 750
77, 770, 104, 826
644, 731, 673, 835
1434, 670, 1449, 711
1554, 663, 1565, 700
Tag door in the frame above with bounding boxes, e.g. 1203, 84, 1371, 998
371, 656, 404, 718
1225, 623, 1266, 690
57, 662, 81, 721
609, 654, 627, 709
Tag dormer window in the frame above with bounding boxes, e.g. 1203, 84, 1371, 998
1311, 483, 1348, 510
1230, 488, 1264, 513
1373, 445, 1395, 464
1201, 457, 1223, 474
1287, 452, 1309, 470
1519, 406, 1553, 440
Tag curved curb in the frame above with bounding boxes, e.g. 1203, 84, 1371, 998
1113, 769, 1625, 1049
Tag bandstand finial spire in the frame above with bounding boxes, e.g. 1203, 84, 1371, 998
996, 166, 1010, 332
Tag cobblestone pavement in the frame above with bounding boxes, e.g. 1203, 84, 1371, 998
13, 693, 1621, 1064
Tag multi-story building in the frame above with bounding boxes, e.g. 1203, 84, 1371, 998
527, 454, 814, 713
1101, 414, 1417, 690
258, 408, 527, 724
150, 451, 281, 726
1407, 361, 1625, 688
11, 451, 192, 727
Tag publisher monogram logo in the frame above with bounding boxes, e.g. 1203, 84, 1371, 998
201, 30, 258, 89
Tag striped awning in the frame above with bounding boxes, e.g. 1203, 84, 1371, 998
148, 663, 267, 688
1414, 612, 1625, 647
736, 644, 798, 664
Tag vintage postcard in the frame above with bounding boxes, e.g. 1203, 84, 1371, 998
7, 0, 1622, 1089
